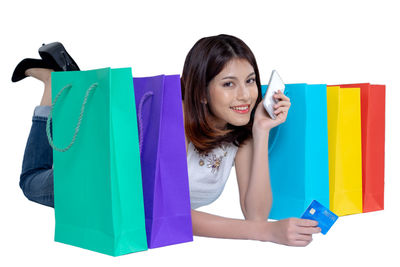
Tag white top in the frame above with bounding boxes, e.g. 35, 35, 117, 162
187, 141, 239, 209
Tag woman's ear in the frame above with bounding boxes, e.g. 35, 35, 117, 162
201, 98, 207, 104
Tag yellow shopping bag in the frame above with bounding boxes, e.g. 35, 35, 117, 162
327, 86, 363, 216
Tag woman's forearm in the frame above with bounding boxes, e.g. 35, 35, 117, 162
243, 131, 272, 221
191, 209, 261, 240
191, 210, 319, 247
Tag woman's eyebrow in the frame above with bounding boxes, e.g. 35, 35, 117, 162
221, 72, 255, 80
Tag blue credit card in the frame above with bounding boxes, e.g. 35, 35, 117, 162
301, 200, 338, 235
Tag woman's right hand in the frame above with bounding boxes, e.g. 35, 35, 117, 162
257, 218, 321, 247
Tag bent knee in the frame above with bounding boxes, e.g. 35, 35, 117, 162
19, 169, 54, 207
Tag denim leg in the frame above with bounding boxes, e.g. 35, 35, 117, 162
20, 110, 54, 208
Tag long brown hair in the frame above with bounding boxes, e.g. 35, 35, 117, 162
181, 34, 262, 154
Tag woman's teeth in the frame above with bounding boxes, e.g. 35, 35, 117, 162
231, 105, 249, 110
230, 105, 250, 114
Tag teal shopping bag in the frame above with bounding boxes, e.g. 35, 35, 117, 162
49, 68, 148, 256
262, 84, 329, 220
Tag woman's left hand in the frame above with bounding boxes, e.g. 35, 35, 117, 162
252, 90, 291, 135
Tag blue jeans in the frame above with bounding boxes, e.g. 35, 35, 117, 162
20, 106, 54, 207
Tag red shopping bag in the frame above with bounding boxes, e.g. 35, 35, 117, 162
335, 83, 385, 213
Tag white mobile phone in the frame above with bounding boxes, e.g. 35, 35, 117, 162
263, 70, 285, 120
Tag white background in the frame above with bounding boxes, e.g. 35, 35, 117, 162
1, 0, 399, 266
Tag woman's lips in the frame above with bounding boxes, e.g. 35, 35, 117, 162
230, 104, 250, 114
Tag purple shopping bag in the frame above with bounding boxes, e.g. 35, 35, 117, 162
133, 74, 193, 249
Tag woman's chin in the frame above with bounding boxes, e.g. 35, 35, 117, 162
228, 117, 251, 127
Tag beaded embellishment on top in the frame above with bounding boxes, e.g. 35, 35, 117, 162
194, 144, 228, 174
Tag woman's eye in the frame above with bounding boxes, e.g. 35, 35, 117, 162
223, 81, 234, 87
247, 78, 255, 83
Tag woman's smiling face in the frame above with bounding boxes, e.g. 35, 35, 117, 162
207, 58, 259, 128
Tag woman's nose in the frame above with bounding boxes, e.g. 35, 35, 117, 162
237, 85, 250, 101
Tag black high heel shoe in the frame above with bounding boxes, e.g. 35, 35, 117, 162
38, 42, 80, 72
11, 42, 80, 82
11, 58, 53, 82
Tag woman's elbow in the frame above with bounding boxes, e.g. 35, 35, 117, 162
243, 197, 272, 221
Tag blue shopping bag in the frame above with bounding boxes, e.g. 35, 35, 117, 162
262, 84, 329, 220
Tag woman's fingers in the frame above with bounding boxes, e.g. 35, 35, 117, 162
291, 239, 312, 247
292, 227, 319, 247
296, 219, 318, 227
294, 218, 321, 236
297, 226, 321, 235
274, 100, 291, 109
274, 106, 289, 115
274, 90, 290, 101
280, 218, 319, 247
273, 91, 291, 117
296, 233, 313, 242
